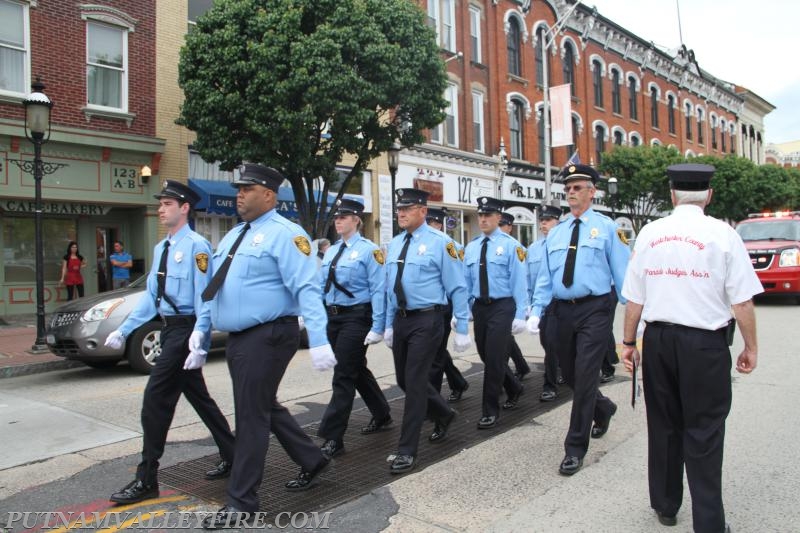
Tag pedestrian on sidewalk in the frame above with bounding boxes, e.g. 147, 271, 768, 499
59, 241, 86, 300
621, 163, 761, 532
528, 164, 629, 476
104, 180, 235, 505
316, 198, 392, 459
109, 241, 133, 289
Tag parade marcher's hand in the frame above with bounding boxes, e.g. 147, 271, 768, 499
735, 348, 757, 374
363, 331, 383, 345
453, 333, 472, 353
526, 315, 540, 335
188, 330, 205, 353
183, 349, 208, 370
310, 344, 336, 371
511, 319, 527, 335
621, 345, 640, 373
104, 330, 125, 350
298, 316, 305, 331
636, 320, 645, 338
450, 316, 458, 330
384, 328, 394, 349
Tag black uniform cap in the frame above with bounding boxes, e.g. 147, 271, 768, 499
332, 198, 365, 217
476, 196, 504, 214
395, 188, 429, 207
154, 179, 201, 207
539, 205, 562, 220
562, 164, 600, 184
667, 163, 715, 191
426, 206, 448, 224
499, 212, 515, 226
231, 163, 284, 192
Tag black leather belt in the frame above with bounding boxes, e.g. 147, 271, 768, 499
326, 303, 371, 315
161, 314, 196, 326
473, 296, 513, 305
268, 316, 299, 325
397, 305, 441, 317
555, 294, 607, 305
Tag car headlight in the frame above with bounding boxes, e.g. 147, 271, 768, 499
82, 298, 125, 322
779, 248, 799, 267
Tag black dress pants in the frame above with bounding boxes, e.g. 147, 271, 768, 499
552, 294, 617, 458
472, 298, 522, 418
225, 320, 326, 513
392, 309, 451, 456
643, 322, 732, 533
602, 290, 620, 375
540, 303, 559, 393
507, 337, 530, 375
137, 322, 234, 486
429, 303, 468, 393
318, 307, 390, 443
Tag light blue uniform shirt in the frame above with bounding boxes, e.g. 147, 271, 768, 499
321, 233, 386, 335
204, 209, 328, 347
120, 224, 213, 345
526, 238, 547, 307
463, 228, 528, 320
532, 208, 630, 317
384, 222, 470, 334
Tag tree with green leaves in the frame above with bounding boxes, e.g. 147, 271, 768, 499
178, 0, 448, 237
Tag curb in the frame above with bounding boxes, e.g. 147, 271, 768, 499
0, 359, 84, 379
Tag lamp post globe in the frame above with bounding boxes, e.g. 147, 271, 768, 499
387, 141, 401, 235
607, 177, 618, 221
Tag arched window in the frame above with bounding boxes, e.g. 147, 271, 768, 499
563, 42, 575, 96
510, 99, 525, 159
613, 130, 624, 146
535, 26, 548, 86
650, 86, 659, 128
567, 114, 580, 158
667, 94, 676, 134
630, 133, 641, 147
697, 108, 704, 145
628, 75, 638, 120
537, 106, 552, 164
592, 60, 604, 107
711, 115, 718, 150
594, 124, 606, 164
685, 102, 693, 141
507, 17, 521, 77
720, 119, 727, 152
611, 69, 621, 114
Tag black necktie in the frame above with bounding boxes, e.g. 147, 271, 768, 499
562, 218, 581, 287
201, 223, 250, 302
156, 240, 169, 308
479, 237, 490, 301
393, 233, 413, 310
324, 244, 348, 294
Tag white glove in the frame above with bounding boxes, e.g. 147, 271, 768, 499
526, 315, 540, 335
183, 349, 208, 370
310, 344, 336, 371
104, 330, 125, 350
188, 330, 205, 352
453, 333, 472, 353
469, 312, 474, 322
298, 316, 305, 331
511, 319, 527, 335
384, 328, 394, 349
364, 331, 383, 345
450, 316, 458, 330
636, 320, 645, 338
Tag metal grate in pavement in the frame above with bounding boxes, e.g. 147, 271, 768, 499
160, 369, 590, 519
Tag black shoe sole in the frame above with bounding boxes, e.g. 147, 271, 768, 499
109, 490, 159, 504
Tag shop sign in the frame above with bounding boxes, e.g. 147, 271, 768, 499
2, 199, 112, 216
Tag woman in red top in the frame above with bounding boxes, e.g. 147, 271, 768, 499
59, 241, 86, 300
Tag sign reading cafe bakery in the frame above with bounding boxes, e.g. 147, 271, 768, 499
2, 199, 113, 216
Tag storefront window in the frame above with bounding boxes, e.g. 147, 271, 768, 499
3, 217, 76, 283
194, 215, 236, 250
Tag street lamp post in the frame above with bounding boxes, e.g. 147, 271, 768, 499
607, 176, 618, 220
387, 141, 401, 235
22, 79, 54, 351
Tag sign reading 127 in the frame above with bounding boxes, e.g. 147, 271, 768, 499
111, 165, 140, 190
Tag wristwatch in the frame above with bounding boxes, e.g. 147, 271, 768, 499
622, 340, 637, 346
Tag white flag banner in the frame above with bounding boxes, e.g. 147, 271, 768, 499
549, 84, 573, 147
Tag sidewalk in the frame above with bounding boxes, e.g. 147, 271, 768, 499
0, 315, 81, 378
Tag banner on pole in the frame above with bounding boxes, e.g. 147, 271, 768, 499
549, 84, 573, 147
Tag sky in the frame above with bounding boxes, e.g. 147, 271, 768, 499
590, 0, 799, 144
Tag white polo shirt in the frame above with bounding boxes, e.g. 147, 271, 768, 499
622, 204, 763, 330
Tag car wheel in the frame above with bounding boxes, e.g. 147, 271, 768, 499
127, 322, 162, 374
83, 360, 119, 370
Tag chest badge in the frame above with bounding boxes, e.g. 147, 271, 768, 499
495, 246, 504, 256
252, 233, 264, 246
590, 228, 599, 239
417, 244, 427, 255
174, 251, 183, 263
349, 250, 359, 260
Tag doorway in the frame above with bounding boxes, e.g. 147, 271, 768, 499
94, 227, 118, 292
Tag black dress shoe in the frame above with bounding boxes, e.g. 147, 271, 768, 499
360, 414, 393, 434
655, 511, 677, 526
591, 401, 618, 439
539, 390, 557, 402
389, 454, 415, 474
429, 409, 457, 442
477, 415, 497, 429
285, 456, 331, 492
201, 506, 252, 529
600, 371, 616, 383
557, 374, 566, 385
205, 460, 232, 480
558, 455, 583, 476
109, 479, 158, 504
447, 382, 469, 402
502, 385, 524, 409
320, 439, 345, 458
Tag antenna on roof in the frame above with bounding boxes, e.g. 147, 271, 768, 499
676, 0, 684, 46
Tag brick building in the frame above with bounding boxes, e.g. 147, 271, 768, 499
0, 0, 163, 315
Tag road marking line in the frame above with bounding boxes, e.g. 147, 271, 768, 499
96, 510, 167, 533
45, 495, 188, 533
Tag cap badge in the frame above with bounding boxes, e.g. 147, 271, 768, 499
569, 166, 576, 173
174, 251, 183, 263
397, 189, 404, 196
590, 228, 599, 239
163, 181, 169, 189
481, 198, 488, 204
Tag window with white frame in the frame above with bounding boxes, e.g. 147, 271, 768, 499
0, 0, 29, 95
469, 6, 481, 64
86, 21, 127, 110
509, 99, 524, 159
472, 90, 484, 153
428, 0, 456, 52
431, 83, 458, 146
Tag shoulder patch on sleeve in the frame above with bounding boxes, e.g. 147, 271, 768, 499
616, 228, 629, 245
195, 252, 209, 273
458, 247, 465, 261
293, 236, 311, 256
446, 241, 458, 260
372, 249, 385, 265
515, 246, 526, 262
